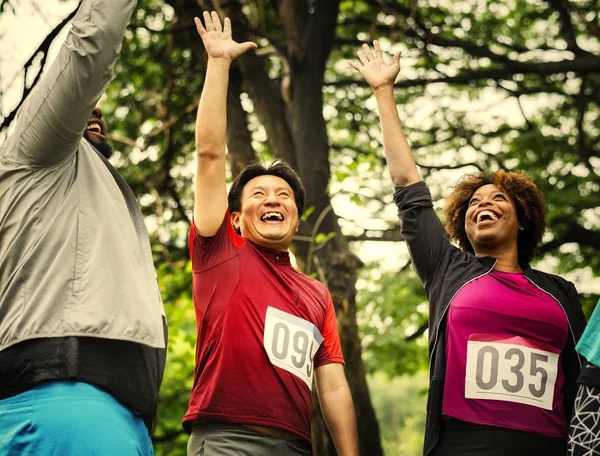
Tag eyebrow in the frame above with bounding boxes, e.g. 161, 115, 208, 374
470, 190, 505, 199
247, 186, 291, 193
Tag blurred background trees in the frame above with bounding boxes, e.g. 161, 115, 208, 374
1, 0, 598, 454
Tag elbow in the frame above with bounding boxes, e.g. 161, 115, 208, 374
389, 171, 421, 188
196, 146, 224, 162
71, 1, 136, 42
390, 175, 420, 188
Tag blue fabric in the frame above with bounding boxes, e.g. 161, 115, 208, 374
0, 381, 154, 456
577, 298, 600, 369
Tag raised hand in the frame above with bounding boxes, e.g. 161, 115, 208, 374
349, 41, 401, 92
194, 11, 257, 63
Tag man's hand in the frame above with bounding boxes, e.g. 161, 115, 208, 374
349, 41, 401, 92
194, 11, 257, 63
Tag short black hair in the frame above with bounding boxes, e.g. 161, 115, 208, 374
228, 160, 306, 218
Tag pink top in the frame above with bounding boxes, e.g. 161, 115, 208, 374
442, 269, 569, 437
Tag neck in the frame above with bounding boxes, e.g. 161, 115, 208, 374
475, 246, 522, 273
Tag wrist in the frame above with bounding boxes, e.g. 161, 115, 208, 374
207, 57, 233, 69
372, 84, 394, 96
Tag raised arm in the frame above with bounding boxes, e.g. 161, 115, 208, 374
349, 41, 421, 187
192, 12, 256, 236
4, 0, 138, 166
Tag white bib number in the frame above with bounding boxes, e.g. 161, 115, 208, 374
465, 335, 559, 410
263, 306, 323, 389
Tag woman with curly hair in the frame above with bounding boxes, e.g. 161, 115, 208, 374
350, 42, 587, 456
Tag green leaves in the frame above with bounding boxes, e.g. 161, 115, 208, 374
3, 0, 598, 453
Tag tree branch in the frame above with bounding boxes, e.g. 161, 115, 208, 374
226, 0, 298, 168
0, 3, 80, 131
330, 55, 600, 89
539, 216, 600, 254
545, 0, 588, 55
404, 321, 429, 341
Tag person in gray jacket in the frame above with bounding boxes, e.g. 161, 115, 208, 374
0, 1, 167, 455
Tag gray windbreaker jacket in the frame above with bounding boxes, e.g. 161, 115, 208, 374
0, 0, 166, 354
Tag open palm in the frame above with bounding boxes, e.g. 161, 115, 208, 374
349, 41, 401, 91
195, 11, 257, 62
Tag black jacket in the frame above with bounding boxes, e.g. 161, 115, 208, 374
394, 182, 587, 456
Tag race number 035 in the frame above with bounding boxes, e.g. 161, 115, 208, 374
263, 306, 323, 389
464, 335, 559, 410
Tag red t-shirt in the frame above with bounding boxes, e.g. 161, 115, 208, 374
183, 213, 344, 442
442, 269, 569, 437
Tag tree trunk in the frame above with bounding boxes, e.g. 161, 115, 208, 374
167, 1, 384, 454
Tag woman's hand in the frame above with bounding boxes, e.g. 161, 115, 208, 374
349, 41, 401, 92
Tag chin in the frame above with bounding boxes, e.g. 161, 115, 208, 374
85, 134, 114, 159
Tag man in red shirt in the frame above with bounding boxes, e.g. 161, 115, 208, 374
183, 11, 359, 456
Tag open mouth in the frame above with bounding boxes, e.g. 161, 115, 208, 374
260, 212, 284, 222
476, 210, 499, 225
86, 120, 105, 137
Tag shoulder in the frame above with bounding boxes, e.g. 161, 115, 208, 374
294, 271, 331, 311
299, 271, 329, 294
527, 267, 575, 292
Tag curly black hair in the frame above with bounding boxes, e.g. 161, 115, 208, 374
443, 170, 546, 266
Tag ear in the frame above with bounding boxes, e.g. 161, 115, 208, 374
230, 212, 241, 232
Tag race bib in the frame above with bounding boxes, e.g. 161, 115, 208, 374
263, 306, 323, 389
465, 334, 560, 410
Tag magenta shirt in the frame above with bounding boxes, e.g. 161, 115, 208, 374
442, 269, 569, 437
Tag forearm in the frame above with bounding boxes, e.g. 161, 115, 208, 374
8, 0, 138, 165
319, 383, 359, 456
374, 86, 421, 187
196, 59, 231, 158
192, 58, 230, 234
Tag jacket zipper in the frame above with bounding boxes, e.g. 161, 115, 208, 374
523, 276, 582, 369
428, 260, 497, 371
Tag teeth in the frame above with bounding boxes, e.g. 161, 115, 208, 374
86, 124, 102, 133
261, 212, 283, 221
477, 210, 498, 223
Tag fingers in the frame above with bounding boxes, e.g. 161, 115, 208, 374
373, 40, 383, 60
357, 42, 379, 65
211, 11, 223, 33
241, 41, 258, 53
362, 43, 374, 61
198, 11, 231, 37
348, 60, 362, 72
393, 51, 402, 69
194, 17, 206, 37
357, 49, 368, 65
223, 17, 232, 36
202, 11, 213, 32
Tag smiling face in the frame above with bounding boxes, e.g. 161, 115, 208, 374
465, 184, 520, 255
83, 106, 113, 159
231, 175, 299, 251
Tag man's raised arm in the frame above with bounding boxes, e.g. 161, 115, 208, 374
3, 0, 137, 166
192, 12, 256, 236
